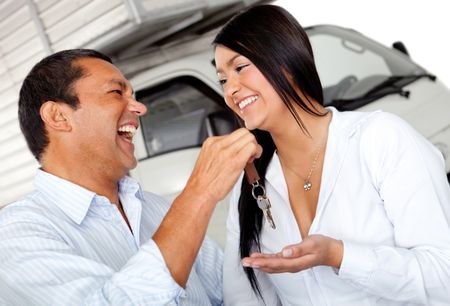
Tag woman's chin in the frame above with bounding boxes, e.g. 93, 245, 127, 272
243, 119, 263, 131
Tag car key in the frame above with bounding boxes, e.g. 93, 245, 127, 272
245, 163, 276, 229
256, 194, 276, 229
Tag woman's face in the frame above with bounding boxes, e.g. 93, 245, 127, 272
214, 45, 288, 131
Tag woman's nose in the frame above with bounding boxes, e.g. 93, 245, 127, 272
224, 76, 240, 98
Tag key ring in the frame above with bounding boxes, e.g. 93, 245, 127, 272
245, 164, 276, 229
251, 180, 266, 200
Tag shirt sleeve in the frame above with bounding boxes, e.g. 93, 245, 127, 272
0, 213, 185, 306
193, 236, 224, 306
223, 178, 281, 306
338, 112, 450, 304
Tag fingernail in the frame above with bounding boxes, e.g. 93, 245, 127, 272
242, 260, 251, 267
282, 248, 292, 257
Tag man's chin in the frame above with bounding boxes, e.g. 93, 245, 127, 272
118, 145, 138, 169
129, 160, 138, 170
114, 158, 138, 179
121, 156, 137, 169
126, 157, 138, 171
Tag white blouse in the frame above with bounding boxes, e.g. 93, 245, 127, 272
223, 108, 450, 306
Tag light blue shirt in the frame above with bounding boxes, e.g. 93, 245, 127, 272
0, 170, 223, 305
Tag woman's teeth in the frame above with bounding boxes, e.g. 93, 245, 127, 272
238, 95, 258, 110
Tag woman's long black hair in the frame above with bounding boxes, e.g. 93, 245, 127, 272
213, 4, 325, 299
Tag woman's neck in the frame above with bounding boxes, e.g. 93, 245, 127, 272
272, 104, 331, 167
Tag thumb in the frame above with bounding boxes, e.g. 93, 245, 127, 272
282, 243, 305, 258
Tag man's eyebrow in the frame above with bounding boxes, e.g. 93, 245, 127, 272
216, 54, 242, 74
109, 78, 134, 95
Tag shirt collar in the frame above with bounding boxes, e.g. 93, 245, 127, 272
326, 106, 382, 138
118, 175, 144, 200
34, 169, 144, 225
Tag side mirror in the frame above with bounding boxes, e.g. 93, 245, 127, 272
392, 41, 409, 56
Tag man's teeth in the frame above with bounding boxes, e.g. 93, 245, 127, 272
118, 125, 137, 137
238, 96, 258, 110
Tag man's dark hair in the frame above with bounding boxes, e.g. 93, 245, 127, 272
18, 49, 112, 162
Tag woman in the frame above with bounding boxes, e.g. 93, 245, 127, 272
213, 4, 450, 305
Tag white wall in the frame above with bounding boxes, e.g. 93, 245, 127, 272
275, 0, 450, 89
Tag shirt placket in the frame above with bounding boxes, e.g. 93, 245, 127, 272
110, 204, 139, 252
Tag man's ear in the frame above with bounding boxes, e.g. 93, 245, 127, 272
40, 101, 72, 132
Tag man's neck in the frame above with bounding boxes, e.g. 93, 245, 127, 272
41, 160, 122, 205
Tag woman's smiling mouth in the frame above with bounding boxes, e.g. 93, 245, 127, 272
237, 95, 259, 110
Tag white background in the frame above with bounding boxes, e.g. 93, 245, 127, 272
274, 0, 450, 88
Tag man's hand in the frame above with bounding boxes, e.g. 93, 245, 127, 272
183, 128, 262, 204
153, 128, 262, 287
241, 234, 344, 273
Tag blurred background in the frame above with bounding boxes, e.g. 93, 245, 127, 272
276, 0, 450, 87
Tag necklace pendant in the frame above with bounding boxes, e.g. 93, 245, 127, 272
303, 180, 312, 191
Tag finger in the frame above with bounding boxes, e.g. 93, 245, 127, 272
187, 130, 260, 202
248, 252, 279, 258
227, 130, 259, 153
196, 129, 255, 170
241, 254, 275, 268
217, 127, 252, 147
247, 255, 317, 273
186, 128, 260, 203
216, 136, 261, 172
199, 128, 249, 156
282, 242, 308, 258
247, 143, 263, 162
245, 257, 293, 273
208, 130, 259, 165
235, 141, 262, 165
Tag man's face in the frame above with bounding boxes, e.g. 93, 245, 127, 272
68, 57, 147, 179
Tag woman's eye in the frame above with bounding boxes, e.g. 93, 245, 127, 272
236, 64, 249, 72
218, 79, 227, 85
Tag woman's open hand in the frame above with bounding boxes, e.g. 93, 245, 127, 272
241, 234, 343, 273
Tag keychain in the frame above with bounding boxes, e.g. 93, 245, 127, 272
245, 163, 276, 229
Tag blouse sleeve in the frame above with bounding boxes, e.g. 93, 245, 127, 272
338, 112, 450, 304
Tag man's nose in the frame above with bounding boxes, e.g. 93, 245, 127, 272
128, 98, 147, 116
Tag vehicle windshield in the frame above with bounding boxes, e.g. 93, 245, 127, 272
306, 25, 428, 110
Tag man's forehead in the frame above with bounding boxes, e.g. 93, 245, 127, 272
75, 58, 131, 87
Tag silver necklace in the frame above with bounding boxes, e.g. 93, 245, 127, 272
281, 139, 326, 191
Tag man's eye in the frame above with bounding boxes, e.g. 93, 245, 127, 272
110, 89, 123, 95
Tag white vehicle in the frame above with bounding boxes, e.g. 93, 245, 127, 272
0, 0, 268, 207
123, 24, 450, 246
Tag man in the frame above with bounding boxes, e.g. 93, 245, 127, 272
0, 49, 261, 305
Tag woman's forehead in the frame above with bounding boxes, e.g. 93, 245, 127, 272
215, 46, 246, 71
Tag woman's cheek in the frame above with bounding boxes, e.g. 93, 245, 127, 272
225, 97, 239, 113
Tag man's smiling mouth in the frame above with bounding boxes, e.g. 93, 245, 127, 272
117, 124, 137, 142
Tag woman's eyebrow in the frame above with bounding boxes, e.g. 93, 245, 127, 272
216, 54, 242, 73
